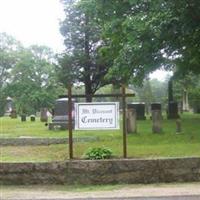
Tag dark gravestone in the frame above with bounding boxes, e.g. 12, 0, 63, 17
193, 102, 200, 114
10, 109, 17, 118
151, 103, 161, 111
196, 108, 200, 113
167, 101, 179, 119
151, 103, 162, 120
127, 103, 146, 120
49, 98, 75, 130
21, 114, 26, 122
30, 115, 36, 122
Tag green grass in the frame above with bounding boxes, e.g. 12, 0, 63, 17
2, 182, 200, 193
0, 117, 67, 138
0, 184, 126, 193
0, 113, 200, 162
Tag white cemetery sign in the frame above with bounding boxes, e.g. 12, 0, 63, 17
75, 102, 119, 130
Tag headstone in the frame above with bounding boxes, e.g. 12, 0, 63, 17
167, 102, 179, 119
182, 89, 189, 112
4, 97, 13, 116
21, 114, 26, 122
30, 115, 36, 122
127, 103, 146, 120
10, 109, 17, 118
152, 110, 162, 133
40, 108, 48, 122
176, 119, 182, 133
151, 103, 161, 111
49, 98, 75, 130
151, 103, 162, 119
127, 108, 137, 134
193, 102, 200, 114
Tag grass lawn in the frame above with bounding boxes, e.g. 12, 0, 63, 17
2, 182, 199, 193
0, 113, 200, 162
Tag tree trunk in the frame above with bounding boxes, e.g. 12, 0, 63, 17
168, 79, 173, 102
85, 81, 93, 102
84, 13, 92, 102
182, 88, 189, 111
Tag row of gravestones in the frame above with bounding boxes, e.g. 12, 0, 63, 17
4, 97, 50, 122
127, 102, 180, 134
127, 101, 179, 120
6, 108, 50, 123
127, 108, 182, 134
20, 108, 50, 122
4, 97, 180, 132
48, 98, 180, 131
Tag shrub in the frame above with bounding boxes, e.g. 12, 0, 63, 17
84, 147, 113, 160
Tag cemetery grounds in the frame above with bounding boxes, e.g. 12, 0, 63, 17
0, 113, 200, 162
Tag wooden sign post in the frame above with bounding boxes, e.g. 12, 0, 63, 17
65, 84, 134, 159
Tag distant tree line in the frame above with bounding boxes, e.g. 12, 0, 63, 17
0, 32, 64, 116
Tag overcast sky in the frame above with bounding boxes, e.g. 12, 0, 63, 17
0, 0, 65, 53
0, 0, 171, 81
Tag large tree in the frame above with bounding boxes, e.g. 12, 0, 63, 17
0, 32, 22, 87
59, 0, 112, 101
7, 45, 64, 115
0, 32, 22, 116
81, 0, 200, 83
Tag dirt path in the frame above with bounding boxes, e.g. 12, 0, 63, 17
1, 182, 200, 199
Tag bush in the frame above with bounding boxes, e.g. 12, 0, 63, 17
83, 147, 113, 160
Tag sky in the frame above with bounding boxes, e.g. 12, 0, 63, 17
0, 0, 65, 53
0, 0, 171, 81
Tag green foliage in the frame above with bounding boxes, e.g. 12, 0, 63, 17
0, 32, 22, 88
6, 44, 64, 114
0, 32, 65, 115
130, 78, 169, 111
172, 73, 200, 111
79, 0, 200, 85
190, 87, 200, 112
83, 147, 113, 160
59, 0, 112, 101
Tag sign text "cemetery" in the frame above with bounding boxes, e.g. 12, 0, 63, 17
75, 102, 119, 130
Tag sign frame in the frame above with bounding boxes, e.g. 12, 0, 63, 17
75, 102, 119, 130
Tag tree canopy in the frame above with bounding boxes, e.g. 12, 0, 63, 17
0, 32, 64, 116
59, 0, 112, 101
78, 0, 200, 84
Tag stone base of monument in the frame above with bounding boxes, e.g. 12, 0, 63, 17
4, 111, 11, 117
10, 109, 17, 118
49, 115, 75, 130
49, 122, 75, 130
